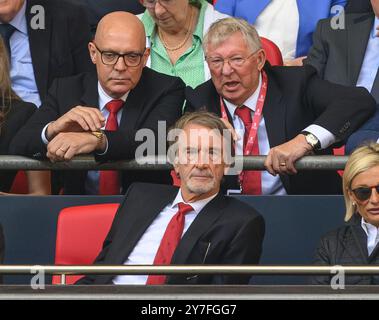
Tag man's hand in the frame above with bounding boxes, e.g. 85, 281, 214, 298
46, 106, 105, 141
46, 132, 107, 162
284, 56, 307, 67
264, 134, 314, 175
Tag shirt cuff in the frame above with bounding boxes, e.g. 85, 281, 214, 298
303, 124, 337, 149
41, 122, 53, 145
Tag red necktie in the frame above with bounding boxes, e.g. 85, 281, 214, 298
234, 106, 262, 195
98, 99, 124, 195
146, 202, 194, 285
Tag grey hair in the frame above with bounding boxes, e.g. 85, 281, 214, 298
203, 17, 262, 55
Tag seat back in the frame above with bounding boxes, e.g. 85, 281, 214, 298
10, 171, 28, 194
52, 203, 119, 285
261, 37, 283, 66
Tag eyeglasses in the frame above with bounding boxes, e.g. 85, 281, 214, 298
206, 51, 257, 70
351, 185, 379, 202
93, 43, 146, 67
141, 0, 175, 9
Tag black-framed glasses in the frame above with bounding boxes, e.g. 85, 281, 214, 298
205, 51, 258, 70
93, 43, 146, 67
141, 0, 175, 9
351, 185, 379, 202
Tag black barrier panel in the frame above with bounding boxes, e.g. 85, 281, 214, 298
0, 195, 345, 285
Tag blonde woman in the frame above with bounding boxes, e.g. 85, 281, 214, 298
312, 143, 379, 285
0, 38, 50, 195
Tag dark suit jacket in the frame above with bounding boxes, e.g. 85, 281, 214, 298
312, 213, 379, 285
185, 64, 376, 195
0, 100, 36, 192
10, 68, 185, 194
25, 0, 94, 103
305, 12, 375, 88
77, 183, 265, 285
346, 107, 379, 153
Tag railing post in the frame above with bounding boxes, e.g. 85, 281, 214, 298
60, 274, 66, 285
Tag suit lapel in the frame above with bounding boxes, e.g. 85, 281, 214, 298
119, 70, 148, 130
26, 0, 52, 100
350, 222, 369, 263
79, 73, 99, 108
347, 14, 374, 86
107, 187, 178, 265
170, 192, 227, 265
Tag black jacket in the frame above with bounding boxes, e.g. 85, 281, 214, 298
26, 0, 94, 102
10, 68, 185, 194
77, 183, 265, 285
312, 214, 379, 285
185, 64, 376, 194
0, 100, 36, 192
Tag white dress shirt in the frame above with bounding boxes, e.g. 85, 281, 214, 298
3, 1, 41, 106
254, 0, 299, 60
224, 74, 336, 195
112, 190, 218, 285
361, 218, 379, 256
41, 82, 128, 194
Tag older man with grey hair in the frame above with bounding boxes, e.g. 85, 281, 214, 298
185, 17, 376, 195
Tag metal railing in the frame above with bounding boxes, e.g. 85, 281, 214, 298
0, 155, 349, 171
0, 265, 378, 285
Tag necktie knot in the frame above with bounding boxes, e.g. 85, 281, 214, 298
105, 99, 124, 114
234, 105, 252, 128
177, 202, 194, 216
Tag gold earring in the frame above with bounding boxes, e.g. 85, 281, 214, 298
352, 202, 356, 207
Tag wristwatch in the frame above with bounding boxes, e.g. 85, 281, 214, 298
90, 130, 104, 141
301, 131, 321, 150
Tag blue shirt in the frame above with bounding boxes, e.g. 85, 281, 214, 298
356, 17, 379, 92
5, 1, 41, 107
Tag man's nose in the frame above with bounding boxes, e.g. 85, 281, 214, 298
221, 59, 234, 76
114, 56, 127, 71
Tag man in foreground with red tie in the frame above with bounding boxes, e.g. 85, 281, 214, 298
10, 11, 185, 195
185, 17, 376, 195
77, 111, 265, 285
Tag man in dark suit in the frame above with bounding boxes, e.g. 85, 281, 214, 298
11, 12, 185, 195
0, 0, 93, 107
185, 17, 376, 195
77, 111, 265, 285
305, 0, 379, 153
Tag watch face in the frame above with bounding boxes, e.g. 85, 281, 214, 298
306, 134, 318, 147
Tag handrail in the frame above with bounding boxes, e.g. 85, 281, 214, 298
0, 265, 378, 275
0, 155, 349, 171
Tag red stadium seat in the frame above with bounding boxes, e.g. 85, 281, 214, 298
52, 203, 119, 285
9, 171, 28, 194
261, 37, 283, 66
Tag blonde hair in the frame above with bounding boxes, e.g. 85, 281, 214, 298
203, 17, 262, 55
343, 143, 379, 222
0, 37, 19, 132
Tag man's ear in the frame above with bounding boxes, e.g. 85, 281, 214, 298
88, 42, 97, 64
142, 47, 151, 67
256, 49, 266, 71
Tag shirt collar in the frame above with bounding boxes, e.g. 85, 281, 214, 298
98, 82, 129, 111
170, 189, 218, 214
223, 73, 263, 117
372, 16, 379, 38
6, 1, 27, 34
361, 217, 379, 236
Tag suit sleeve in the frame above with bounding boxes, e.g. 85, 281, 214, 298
304, 19, 328, 78
213, 214, 265, 285
96, 78, 185, 160
303, 67, 376, 142
310, 236, 333, 285
9, 80, 62, 158
0, 224, 4, 284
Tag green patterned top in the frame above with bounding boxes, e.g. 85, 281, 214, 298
141, 0, 208, 88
